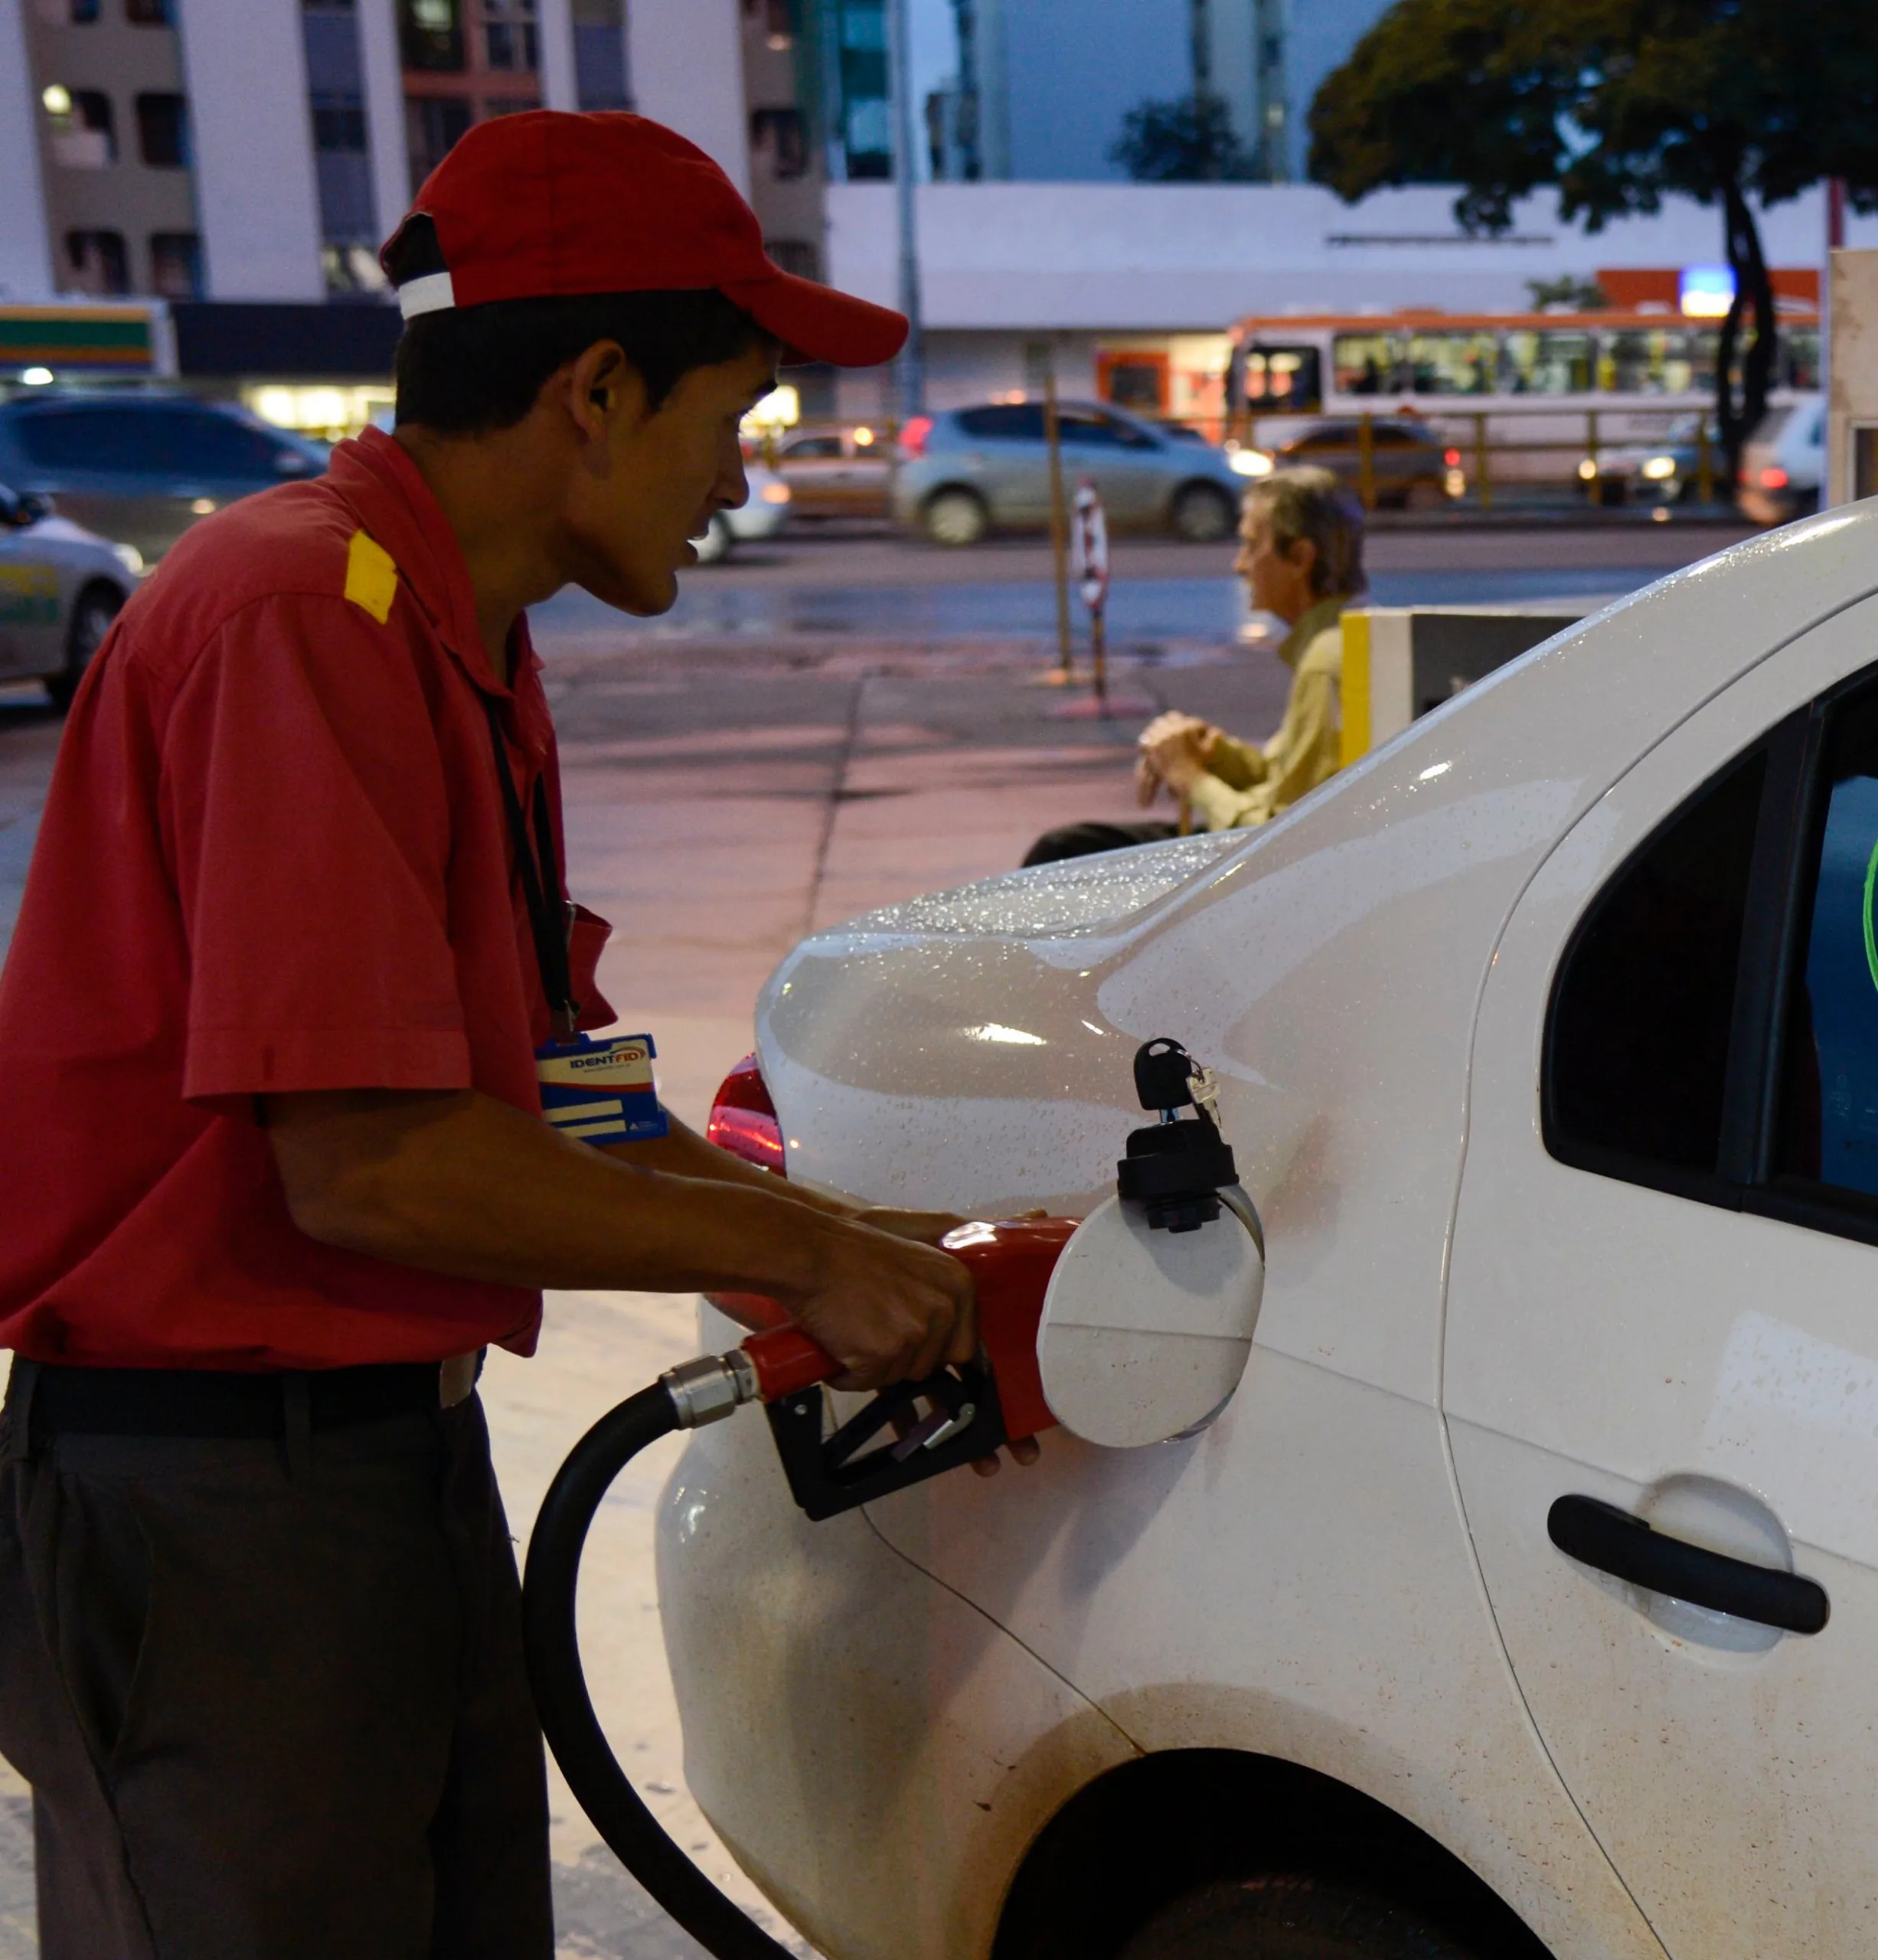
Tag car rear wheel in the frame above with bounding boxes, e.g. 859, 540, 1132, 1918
1171, 482, 1236, 543
923, 487, 989, 546
47, 580, 123, 711
1118, 1873, 1482, 1960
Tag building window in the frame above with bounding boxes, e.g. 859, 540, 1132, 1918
125, 0, 171, 21
766, 239, 820, 280
64, 229, 129, 295
149, 231, 201, 299
482, 0, 537, 73
44, 86, 115, 167
750, 106, 807, 181
405, 93, 472, 183
311, 92, 367, 152
136, 91, 188, 167
572, 0, 628, 110
400, 0, 463, 71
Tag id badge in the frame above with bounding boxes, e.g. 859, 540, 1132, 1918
535, 1032, 670, 1146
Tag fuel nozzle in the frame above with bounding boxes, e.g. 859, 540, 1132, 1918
1116, 1036, 1239, 1233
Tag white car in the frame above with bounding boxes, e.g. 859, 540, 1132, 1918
1738, 393, 1826, 526
0, 482, 136, 707
691, 459, 791, 563
657, 498, 1878, 1960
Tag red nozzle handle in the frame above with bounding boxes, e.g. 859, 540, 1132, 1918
743, 1325, 841, 1401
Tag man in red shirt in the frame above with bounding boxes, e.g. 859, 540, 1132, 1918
0, 113, 974, 1958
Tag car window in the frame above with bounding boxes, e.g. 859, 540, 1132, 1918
1778, 691, 1878, 1195
1059, 411, 1157, 451
955, 404, 1046, 442
1370, 424, 1426, 449
11, 406, 155, 471
10, 403, 288, 477
784, 436, 843, 460
1546, 747, 1768, 1177
166, 410, 296, 476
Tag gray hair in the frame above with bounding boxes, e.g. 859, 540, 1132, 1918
1245, 466, 1367, 599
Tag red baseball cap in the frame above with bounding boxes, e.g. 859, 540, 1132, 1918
380, 110, 908, 369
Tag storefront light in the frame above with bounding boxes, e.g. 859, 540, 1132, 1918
247, 384, 394, 440
741, 384, 800, 434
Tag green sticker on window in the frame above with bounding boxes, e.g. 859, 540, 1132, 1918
1863, 835, 1878, 996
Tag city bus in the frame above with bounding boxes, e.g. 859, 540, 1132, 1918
1221, 306, 1821, 489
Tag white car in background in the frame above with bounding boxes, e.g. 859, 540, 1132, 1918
691, 458, 791, 563
1738, 393, 1826, 525
659, 500, 1878, 1960
0, 482, 136, 708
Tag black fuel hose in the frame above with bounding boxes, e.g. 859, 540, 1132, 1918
521, 1380, 797, 1960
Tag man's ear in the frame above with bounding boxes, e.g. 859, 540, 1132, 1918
563, 340, 649, 442
1288, 534, 1318, 578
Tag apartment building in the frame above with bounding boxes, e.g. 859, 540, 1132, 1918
0, 0, 825, 403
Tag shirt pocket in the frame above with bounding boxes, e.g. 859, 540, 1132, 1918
569, 904, 616, 1031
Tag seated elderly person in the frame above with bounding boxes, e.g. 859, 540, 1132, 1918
1023, 467, 1366, 865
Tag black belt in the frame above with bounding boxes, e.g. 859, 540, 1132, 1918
16, 1360, 469, 1441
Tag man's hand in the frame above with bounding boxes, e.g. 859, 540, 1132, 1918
1137, 711, 1217, 804
783, 1220, 975, 1391
851, 1205, 968, 1246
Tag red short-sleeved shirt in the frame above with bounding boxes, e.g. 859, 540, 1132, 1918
0, 428, 615, 1370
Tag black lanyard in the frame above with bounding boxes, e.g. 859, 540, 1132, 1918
482, 697, 577, 1033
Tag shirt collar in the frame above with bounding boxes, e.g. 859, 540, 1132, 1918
328, 427, 516, 697
1277, 593, 1350, 670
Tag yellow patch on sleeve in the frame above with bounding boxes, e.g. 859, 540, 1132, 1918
343, 529, 399, 624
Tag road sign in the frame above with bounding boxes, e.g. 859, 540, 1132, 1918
1072, 477, 1109, 613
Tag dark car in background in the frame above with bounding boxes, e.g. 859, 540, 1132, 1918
1235, 416, 1460, 509
893, 399, 1251, 545
0, 394, 328, 562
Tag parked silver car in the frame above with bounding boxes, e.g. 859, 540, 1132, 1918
893, 399, 1250, 545
0, 484, 136, 709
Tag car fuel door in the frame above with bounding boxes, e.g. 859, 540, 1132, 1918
1445, 593, 1878, 1959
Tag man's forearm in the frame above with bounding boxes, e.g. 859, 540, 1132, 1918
271, 1086, 846, 1300
603, 1112, 854, 1217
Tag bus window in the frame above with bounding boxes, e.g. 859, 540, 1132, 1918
1404, 331, 1498, 395
1243, 345, 1323, 411
1598, 328, 1696, 394
1334, 333, 1399, 396
1784, 328, 1822, 391
1501, 330, 1595, 394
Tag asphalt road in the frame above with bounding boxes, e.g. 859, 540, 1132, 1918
0, 514, 1761, 1959
531, 518, 1754, 650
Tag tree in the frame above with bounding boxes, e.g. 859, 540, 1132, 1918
1309, 0, 1878, 473
1527, 276, 1609, 312
1112, 90, 1256, 183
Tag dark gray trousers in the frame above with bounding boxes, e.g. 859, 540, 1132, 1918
0, 1370, 553, 1960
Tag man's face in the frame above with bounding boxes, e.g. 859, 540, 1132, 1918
563, 340, 779, 616
1233, 505, 1316, 626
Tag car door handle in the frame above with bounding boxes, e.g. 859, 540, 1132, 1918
1547, 1494, 1830, 1634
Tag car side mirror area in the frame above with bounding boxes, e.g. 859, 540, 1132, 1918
6, 490, 52, 528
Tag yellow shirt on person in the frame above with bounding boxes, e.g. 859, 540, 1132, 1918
1186, 594, 1350, 831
